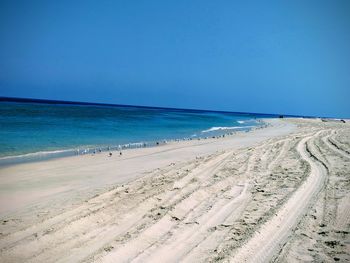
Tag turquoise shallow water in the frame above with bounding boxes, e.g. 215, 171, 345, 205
0, 100, 275, 164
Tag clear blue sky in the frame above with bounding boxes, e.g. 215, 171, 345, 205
0, 0, 349, 117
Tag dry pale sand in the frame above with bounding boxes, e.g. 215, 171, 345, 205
0, 118, 349, 262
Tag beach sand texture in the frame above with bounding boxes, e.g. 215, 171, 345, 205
0, 118, 349, 262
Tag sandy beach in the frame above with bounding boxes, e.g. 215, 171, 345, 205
0, 118, 349, 262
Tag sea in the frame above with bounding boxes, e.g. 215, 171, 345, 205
0, 98, 278, 165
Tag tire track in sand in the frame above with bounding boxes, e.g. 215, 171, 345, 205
323, 130, 350, 160
96, 151, 245, 263
230, 132, 328, 263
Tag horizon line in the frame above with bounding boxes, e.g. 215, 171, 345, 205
0, 96, 321, 119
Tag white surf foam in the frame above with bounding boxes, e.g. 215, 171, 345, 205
201, 125, 255, 133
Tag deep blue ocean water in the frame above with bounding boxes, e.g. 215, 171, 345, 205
0, 101, 274, 164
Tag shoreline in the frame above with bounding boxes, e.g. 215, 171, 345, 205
0, 120, 268, 167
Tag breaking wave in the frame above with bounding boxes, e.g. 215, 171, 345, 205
201, 125, 255, 133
